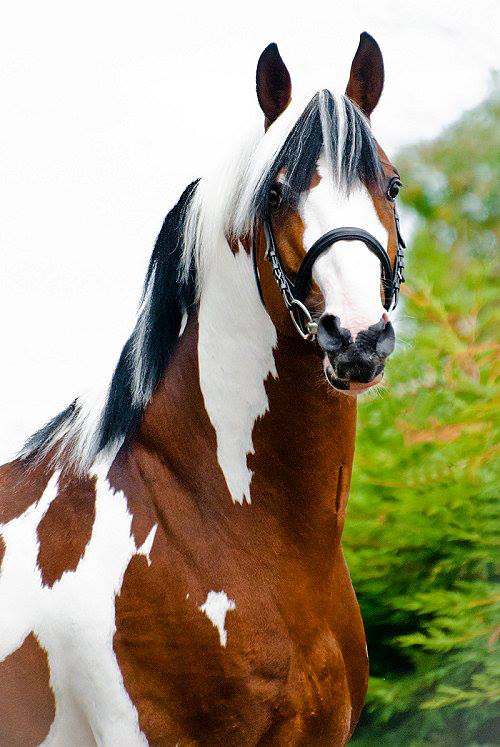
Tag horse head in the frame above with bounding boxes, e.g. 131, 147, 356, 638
250, 34, 404, 394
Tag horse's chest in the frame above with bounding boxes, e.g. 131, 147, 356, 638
113, 545, 357, 746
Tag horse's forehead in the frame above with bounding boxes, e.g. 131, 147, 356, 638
301, 176, 387, 248
271, 167, 385, 269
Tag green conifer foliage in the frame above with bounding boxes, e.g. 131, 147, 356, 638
346, 81, 499, 745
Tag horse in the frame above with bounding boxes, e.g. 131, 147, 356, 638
0, 32, 406, 746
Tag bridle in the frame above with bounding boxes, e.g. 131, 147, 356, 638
253, 203, 405, 341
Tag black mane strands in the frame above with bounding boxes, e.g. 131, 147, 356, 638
253, 93, 323, 216
96, 179, 199, 454
21, 180, 199, 471
251, 91, 382, 223
19, 402, 78, 464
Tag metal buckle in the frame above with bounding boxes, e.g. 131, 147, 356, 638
289, 299, 318, 341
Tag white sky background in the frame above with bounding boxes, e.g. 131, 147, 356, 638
0, 0, 498, 463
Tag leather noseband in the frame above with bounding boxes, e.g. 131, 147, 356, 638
253, 206, 405, 341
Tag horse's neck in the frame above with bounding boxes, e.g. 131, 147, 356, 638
135, 244, 357, 541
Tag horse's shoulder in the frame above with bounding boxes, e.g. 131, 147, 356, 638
0, 458, 52, 525
0, 458, 98, 587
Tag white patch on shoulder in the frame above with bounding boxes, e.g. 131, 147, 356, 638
0, 467, 148, 747
199, 590, 236, 648
301, 155, 388, 338
136, 523, 157, 566
197, 239, 277, 505
0, 470, 61, 658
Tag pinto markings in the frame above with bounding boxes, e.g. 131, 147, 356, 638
0, 470, 61, 661
136, 523, 158, 567
198, 590, 236, 648
2, 34, 401, 744
197, 240, 277, 505
0, 633, 56, 746
301, 154, 389, 338
0, 467, 148, 746
0, 459, 58, 526
37, 473, 96, 587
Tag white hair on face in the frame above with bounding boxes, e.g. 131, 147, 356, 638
302, 154, 389, 337
181, 88, 380, 298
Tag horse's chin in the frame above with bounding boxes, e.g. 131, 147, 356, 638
324, 364, 383, 396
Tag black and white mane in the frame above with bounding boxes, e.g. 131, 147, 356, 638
21, 90, 382, 471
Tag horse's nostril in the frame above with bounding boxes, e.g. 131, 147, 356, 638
323, 314, 394, 386
317, 315, 352, 354
376, 320, 395, 358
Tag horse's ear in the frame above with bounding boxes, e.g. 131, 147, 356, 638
256, 43, 292, 129
346, 32, 384, 118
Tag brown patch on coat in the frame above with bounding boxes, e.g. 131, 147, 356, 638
108, 449, 158, 549
253, 211, 325, 341
37, 473, 96, 587
116, 544, 355, 745
113, 320, 267, 744
112, 316, 366, 744
272, 210, 307, 275
0, 535, 5, 571
247, 333, 368, 734
0, 458, 55, 526
0, 633, 55, 746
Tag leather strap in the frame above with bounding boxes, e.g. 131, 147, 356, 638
252, 205, 405, 340
293, 227, 394, 309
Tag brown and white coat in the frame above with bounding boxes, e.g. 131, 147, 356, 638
0, 33, 403, 746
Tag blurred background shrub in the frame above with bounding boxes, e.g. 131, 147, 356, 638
346, 77, 499, 746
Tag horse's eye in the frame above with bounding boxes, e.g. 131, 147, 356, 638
268, 185, 282, 209
387, 178, 402, 201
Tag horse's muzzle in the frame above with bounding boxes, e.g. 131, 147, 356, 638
318, 314, 395, 393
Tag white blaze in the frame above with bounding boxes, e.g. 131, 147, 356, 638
301, 155, 388, 338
